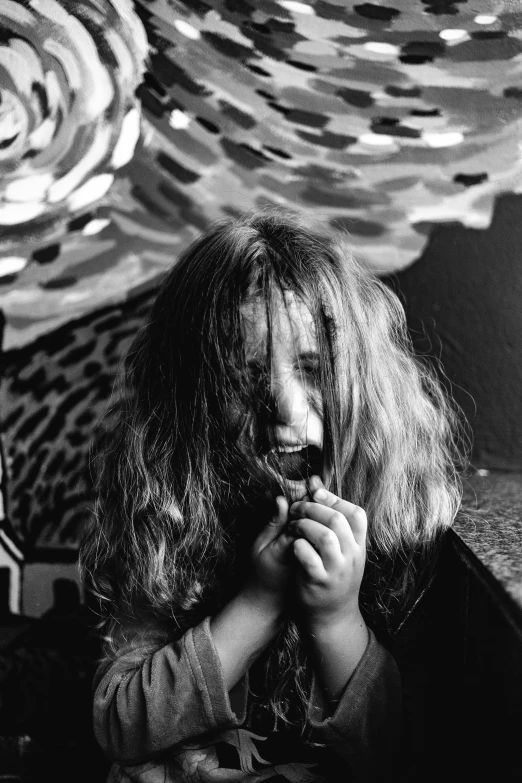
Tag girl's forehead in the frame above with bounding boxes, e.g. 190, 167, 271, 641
240, 290, 316, 351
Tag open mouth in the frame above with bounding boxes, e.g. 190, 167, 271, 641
265, 445, 322, 483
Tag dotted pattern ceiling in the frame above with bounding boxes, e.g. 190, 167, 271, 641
2, 0, 522, 348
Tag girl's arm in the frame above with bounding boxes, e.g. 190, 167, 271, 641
290, 486, 369, 706
309, 626, 402, 783
289, 484, 402, 780
210, 495, 293, 690
307, 607, 369, 706
93, 499, 294, 764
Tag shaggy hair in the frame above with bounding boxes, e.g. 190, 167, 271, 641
80, 209, 467, 729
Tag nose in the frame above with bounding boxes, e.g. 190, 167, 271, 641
271, 370, 309, 428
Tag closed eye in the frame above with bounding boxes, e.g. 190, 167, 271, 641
247, 353, 320, 381
297, 351, 320, 379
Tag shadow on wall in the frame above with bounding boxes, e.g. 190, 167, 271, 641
0, 572, 83, 646
385, 192, 522, 472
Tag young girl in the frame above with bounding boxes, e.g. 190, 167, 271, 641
81, 210, 464, 783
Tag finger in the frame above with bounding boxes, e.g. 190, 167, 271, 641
293, 537, 326, 582
271, 496, 297, 554
290, 501, 355, 554
311, 489, 367, 548
345, 506, 367, 548
273, 495, 289, 532
308, 475, 324, 494
254, 496, 289, 549
293, 517, 342, 569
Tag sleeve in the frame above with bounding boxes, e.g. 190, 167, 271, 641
307, 628, 402, 783
93, 617, 249, 765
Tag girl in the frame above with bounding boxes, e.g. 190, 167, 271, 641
81, 210, 465, 783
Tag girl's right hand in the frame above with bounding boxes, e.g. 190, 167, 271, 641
244, 496, 294, 609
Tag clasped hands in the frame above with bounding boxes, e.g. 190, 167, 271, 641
248, 475, 367, 628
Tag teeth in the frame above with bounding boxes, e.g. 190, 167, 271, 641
272, 445, 305, 453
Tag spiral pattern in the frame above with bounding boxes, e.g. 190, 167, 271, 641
3, 0, 522, 349
0, 0, 147, 229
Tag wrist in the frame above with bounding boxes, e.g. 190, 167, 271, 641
306, 605, 365, 637
305, 608, 369, 709
240, 583, 286, 622
210, 585, 286, 692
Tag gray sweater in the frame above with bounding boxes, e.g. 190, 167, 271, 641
93, 617, 401, 782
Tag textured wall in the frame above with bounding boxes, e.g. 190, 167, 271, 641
3, 1, 522, 349
2, 1, 522, 618
0, 289, 155, 613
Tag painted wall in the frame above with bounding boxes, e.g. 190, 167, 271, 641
2, 1, 522, 620
2, 4, 522, 774
3, 1, 522, 349
0, 290, 155, 615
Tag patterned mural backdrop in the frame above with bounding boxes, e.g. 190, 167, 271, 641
2, 0, 522, 617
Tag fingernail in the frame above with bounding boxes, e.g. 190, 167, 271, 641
314, 488, 327, 500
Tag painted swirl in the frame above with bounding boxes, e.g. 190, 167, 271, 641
0, 0, 147, 228
130, 0, 522, 273
3, 0, 522, 348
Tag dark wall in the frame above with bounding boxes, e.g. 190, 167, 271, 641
389, 193, 522, 471
396, 527, 522, 783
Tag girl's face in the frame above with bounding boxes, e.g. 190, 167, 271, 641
241, 290, 324, 502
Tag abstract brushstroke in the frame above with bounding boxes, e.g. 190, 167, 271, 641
126, 0, 522, 276
0, 0, 147, 232
3, 0, 522, 347
0, 290, 155, 554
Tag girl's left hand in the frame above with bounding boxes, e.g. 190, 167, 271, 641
288, 478, 367, 628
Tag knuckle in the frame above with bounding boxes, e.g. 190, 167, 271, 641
318, 528, 334, 546
330, 510, 345, 526
352, 506, 367, 521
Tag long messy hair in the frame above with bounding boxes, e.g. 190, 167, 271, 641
80, 209, 467, 728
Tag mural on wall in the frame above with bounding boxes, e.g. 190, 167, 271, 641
2, 0, 522, 615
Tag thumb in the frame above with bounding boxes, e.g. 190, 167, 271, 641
271, 495, 289, 534
254, 496, 289, 549
308, 474, 325, 494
